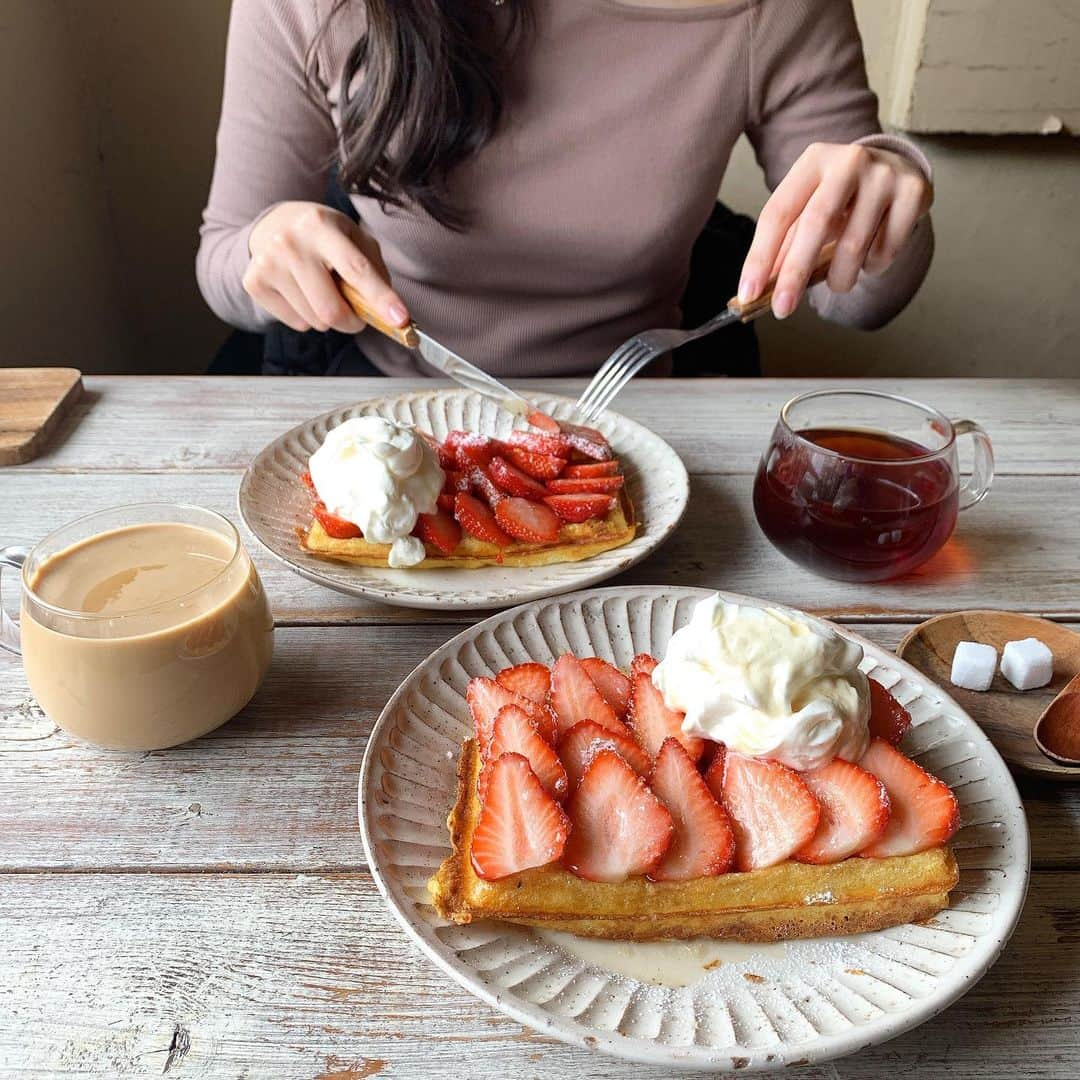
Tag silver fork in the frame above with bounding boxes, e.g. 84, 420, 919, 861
575, 242, 836, 423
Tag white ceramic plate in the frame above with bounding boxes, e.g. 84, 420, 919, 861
358, 586, 1029, 1072
238, 390, 687, 610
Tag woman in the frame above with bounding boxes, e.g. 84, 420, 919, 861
198, 0, 933, 377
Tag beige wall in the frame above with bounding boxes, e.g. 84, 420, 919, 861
0, 1, 231, 375
1, 0, 1077, 377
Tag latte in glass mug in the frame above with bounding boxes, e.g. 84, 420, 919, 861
1, 504, 274, 750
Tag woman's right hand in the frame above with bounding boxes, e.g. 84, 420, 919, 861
244, 201, 409, 334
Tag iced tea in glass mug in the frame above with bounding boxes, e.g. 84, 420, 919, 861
1, 503, 274, 750
753, 390, 994, 582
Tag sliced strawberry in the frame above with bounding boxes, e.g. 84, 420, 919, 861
486, 705, 567, 801
300, 470, 315, 491
495, 663, 551, 706
471, 753, 570, 881
721, 754, 821, 871
488, 456, 550, 500
436, 493, 457, 514
627, 670, 704, 762
466, 676, 535, 750
650, 738, 735, 882
559, 718, 652, 792
563, 461, 620, 478
703, 743, 727, 799
558, 422, 613, 461
526, 410, 561, 434
505, 445, 566, 480
313, 503, 363, 539
868, 679, 912, 747
795, 759, 891, 864
454, 434, 503, 471
442, 430, 469, 460
495, 497, 561, 544
421, 431, 457, 471
413, 510, 461, 556
859, 739, 959, 858
454, 492, 510, 547
559, 420, 608, 443
580, 657, 631, 721
631, 653, 658, 677
550, 653, 622, 737
548, 475, 625, 495
532, 702, 561, 748
441, 468, 470, 494
543, 493, 616, 524
505, 430, 572, 458
562, 749, 673, 882
700, 740, 725, 776
467, 467, 505, 508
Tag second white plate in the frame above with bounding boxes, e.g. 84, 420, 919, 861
359, 585, 1029, 1071
238, 389, 688, 610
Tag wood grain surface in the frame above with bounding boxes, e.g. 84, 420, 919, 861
1, 376, 1078, 1078
0, 367, 82, 465
4, 471, 1079, 623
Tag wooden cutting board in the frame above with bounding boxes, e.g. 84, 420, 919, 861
0, 368, 83, 466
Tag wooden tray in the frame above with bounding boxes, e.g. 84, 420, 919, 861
898, 611, 1080, 780
0, 368, 83, 466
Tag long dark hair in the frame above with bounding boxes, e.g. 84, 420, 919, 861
315, 0, 530, 229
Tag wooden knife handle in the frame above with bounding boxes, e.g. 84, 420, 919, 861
726, 240, 838, 323
336, 277, 420, 348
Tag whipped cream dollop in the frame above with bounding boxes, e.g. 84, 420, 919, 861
308, 417, 444, 568
652, 595, 869, 771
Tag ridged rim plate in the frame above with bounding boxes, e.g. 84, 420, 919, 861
238, 390, 688, 610
359, 586, 1029, 1072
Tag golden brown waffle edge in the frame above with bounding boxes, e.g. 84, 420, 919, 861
301, 491, 636, 569
429, 739, 959, 943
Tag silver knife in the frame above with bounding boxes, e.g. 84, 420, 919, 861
338, 278, 545, 423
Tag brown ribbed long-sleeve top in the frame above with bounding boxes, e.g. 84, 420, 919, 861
197, 0, 933, 376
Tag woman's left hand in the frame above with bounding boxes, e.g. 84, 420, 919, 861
737, 142, 934, 319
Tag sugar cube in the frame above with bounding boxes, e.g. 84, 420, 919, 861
950, 641, 998, 691
1000, 637, 1054, 691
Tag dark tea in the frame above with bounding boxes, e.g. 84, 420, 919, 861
753, 427, 960, 582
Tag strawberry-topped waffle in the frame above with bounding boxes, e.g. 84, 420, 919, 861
299, 415, 635, 569
430, 596, 960, 942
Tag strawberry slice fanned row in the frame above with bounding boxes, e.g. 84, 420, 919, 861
302, 416, 623, 557
464, 656, 959, 882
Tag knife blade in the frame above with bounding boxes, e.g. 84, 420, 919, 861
337, 278, 541, 421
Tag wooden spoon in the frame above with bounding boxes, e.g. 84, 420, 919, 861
898, 611, 1080, 780
1034, 672, 1080, 766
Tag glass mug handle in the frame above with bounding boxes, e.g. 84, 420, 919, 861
0, 546, 28, 655
951, 419, 995, 511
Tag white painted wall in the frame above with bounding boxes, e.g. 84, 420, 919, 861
0, 0, 1077, 376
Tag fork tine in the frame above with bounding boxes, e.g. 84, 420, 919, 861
583, 343, 656, 419
576, 347, 629, 414
580, 343, 654, 423
577, 340, 640, 415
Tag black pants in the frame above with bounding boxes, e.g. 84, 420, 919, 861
210, 178, 759, 378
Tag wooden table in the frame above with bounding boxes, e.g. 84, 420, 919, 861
2, 376, 1078, 1079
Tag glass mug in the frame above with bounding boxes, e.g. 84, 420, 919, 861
1, 503, 274, 750
752, 389, 994, 582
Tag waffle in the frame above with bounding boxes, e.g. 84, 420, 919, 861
301, 491, 635, 569
429, 739, 959, 942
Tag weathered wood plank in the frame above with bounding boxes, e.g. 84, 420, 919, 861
3, 470, 1079, 623
2, 625, 1076, 872
0, 869, 1074, 1079
15, 376, 1080, 476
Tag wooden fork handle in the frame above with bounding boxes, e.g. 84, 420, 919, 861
726, 241, 838, 323
336, 276, 420, 348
